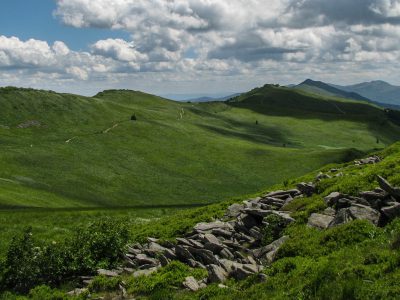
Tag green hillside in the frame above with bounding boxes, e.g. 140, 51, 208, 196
0, 85, 399, 208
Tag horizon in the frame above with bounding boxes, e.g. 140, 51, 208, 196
1, 0, 400, 96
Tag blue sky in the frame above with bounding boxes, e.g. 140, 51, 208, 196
0, 0, 400, 96
0, 0, 129, 51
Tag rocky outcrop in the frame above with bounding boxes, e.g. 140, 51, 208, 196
308, 176, 400, 229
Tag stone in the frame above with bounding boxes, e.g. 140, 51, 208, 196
243, 208, 272, 218
381, 202, 400, 220
240, 213, 262, 229
324, 192, 343, 206
133, 267, 159, 278
147, 242, 166, 253
187, 259, 206, 269
159, 255, 170, 267
212, 228, 233, 238
203, 233, 224, 253
194, 221, 233, 232
231, 265, 254, 280
307, 213, 335, 230
135, 254, 158, 266
97, 269, 119, 277
175, 245, 195, 262
163, 248, 177, 260
226, 203, 245, 218
349, 204, 380, 225
316, 172, 331, 181
220, 248, 235, 260
323, 207, 336, 216
183, 276, 201, 292
67, 288, 88, 296
207, 264, 228, 283
329, 208, 353, 227
377, 176, 400, 200
253, 236, 289, 259
188, 247, 220, 265
265, 189, 301, 198
176, 238, 194, 247
297, 182, 315, 196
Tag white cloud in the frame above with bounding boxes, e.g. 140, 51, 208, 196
2, 1, 400, 94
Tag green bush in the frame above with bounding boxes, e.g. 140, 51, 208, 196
88, 275, 122, 293
0, 218, 129, 293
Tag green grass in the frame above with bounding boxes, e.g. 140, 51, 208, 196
0, 85, 398, 209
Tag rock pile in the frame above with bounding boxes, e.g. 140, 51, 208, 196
354, 155, 381, 166
114, 185, 318, 289
308, 176, 400, 229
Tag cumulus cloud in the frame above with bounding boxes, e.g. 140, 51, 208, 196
3, 0, 400, 94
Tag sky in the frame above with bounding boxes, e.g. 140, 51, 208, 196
0, 0, 400, 97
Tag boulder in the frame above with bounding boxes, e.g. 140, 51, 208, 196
220, 248, 235, 260
253, 236, 289, 259
175, 245, 195, 262
183, 276, 201, 292
324, 192, 343, 206
307, 213, 334, 230
212, 228, 233, 238
349, 204, 380, 225
381, 202, 400, 220
207, 264, 228, 283
297, 182, 315, 196
188, 247, 220, 265
133, 267, 159, 278
203, 234, 224, 253
194, 221, 233, 232
226, 203, 244, 218
135, 254, 158, 266
97, 269, 119, 277
377, 176, 400, 200
329, 208, 353, 227
231, 265, 255, 280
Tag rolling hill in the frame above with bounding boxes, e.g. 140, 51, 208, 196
0, 85, 399, 209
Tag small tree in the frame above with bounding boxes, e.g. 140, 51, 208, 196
131, 114, 137, 121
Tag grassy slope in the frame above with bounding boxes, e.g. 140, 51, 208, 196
0, 85, 399, 209
110, 141, 400, 300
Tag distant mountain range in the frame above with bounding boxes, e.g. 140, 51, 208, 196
293, 79, 400, 109
186, 93, 242, 102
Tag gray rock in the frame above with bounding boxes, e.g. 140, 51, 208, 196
203, 234, 224, 253
323, 207, 336, 216
194, 221, 233, 232
243, 208, 272, 218
163, 248, 177, 260
67, 288, 88, 296
207, 264, 228, 283
297, 182, 315, 196
176, 238, 194, 247
231, 265, 254, 280
316, 172, 331, 181
240, 213, 262, 228
381, 202, 400, 220
212, 228, 233, 238
226, 203, 244, 218
175, 245, 195, 262
253, 236, 289, 260
377, 176, 400, 200
97, 269, 119, 277
349, 204, 380, 225
159, 255, 170, 267
133, 267, 159, 277
135, 254, 158, 266
307, 213, 334, 230
183, 276, 201, 292
220, 248, 235, 260
329, 208, 353, 227
188, 247, 220, 265
324, 192, 343, 206
265, 189, 300, 198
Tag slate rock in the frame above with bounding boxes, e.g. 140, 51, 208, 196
207, 264, 228, 283
307, 213, 334, 230
349, 204, 380, 225
324, 192, 343, 206
226, 203, 244, 218
175, 245, 195, 262
377, 176, 400, 200
297, 182, 315, 196
194, 221, 233, 232
183, 276, 201, 292
381, 202, 400, 220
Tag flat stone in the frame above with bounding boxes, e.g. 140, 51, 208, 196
133, 267, 159, 278
349, 204, 380, 225
381, 202, 400, 220
135, 254, 158, 266
194, 221, 233, 232
212, 228, 233, 238
207, 264, 228, 283
253, 236, 289, 259
226, 203, 245, 218
329, 208, 353, 227
297, 182, 315, 196
324, 192, 343, 206
97, 269, 119, 277
175, 245, 195, 262
307, 213, 334, 230
188, 247, 220, 265
220, 248, 235, 260
377, 176, 400, 200
183, 276, 201, 292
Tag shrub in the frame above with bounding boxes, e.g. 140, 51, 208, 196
0, 218, 129, 293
